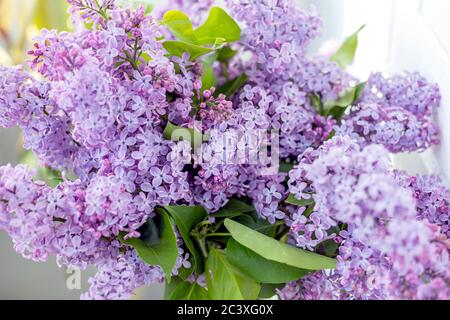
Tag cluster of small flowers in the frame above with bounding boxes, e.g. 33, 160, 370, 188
283, 136, 449, 300
81, 250, 164, 300
394, 172, 450, 237
0, 164, 122, 269
0, 0, 205, 299
338, 72, 441, 153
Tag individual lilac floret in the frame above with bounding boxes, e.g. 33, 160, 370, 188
337, 103, 440, 153
359, 72, 441, 118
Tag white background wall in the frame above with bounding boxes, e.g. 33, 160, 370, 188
301, 0, 450, 182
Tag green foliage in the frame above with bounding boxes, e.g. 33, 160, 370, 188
206, 247, 260, 300
162, 7, 240, 63
226, 239, 310, 284
194, 7, 241, 45
331, 25, 366, 68
215, 74, 248, 98
164, 278, 209, 300
201, 61, 218, 91
163, 10, 197, 43
162, 41, 213, 60
119, 210, 179, 281
163, 121, 205, 149
211, 199, 255, 219
161, 206, 209, 275
20, 151, 63, 187
324, 82, 367, 120
225, 219, 336, 270
279, 161, 295, 173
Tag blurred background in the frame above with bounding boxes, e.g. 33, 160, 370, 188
0, 0, 449, 299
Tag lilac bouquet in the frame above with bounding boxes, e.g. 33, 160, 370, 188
0, 0, 448, 300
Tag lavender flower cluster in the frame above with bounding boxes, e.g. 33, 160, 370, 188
0, 0, 448, 300
286, 136, 449, 299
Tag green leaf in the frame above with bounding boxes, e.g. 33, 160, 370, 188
212, 199, 255, 219
259, 283, 285, 299
215, 74, 248, 98
310, 93, 324, 115
225, 219, 336, 270
164, 278, 209, 300
217, 46, 237, 63
195, 7, 241, 45
201, 61, 218, 91
234, 214, 279, 238
119, 210, 178, 281
162, 206, 209, 275
331, 25, 366, 68
163, 10, 197, 44
285, 194, 315, 207
279, 161, 295, 174
20, 151, 63, 188
163, 41, 213, 60
163, 121, 205, 149
206, 247, 260, 300
325, 82, 367, 119
226, 239, 309, 284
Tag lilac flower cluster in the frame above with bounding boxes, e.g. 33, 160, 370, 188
338, 72, 441, 153
0, 0, 447, 300
360, 72, 441, 117
81, 250, 164, 300
284, 136, 449, 300
394, 172, 450, 237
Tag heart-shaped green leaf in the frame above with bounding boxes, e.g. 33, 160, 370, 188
195, 7, 241, 45
325, 82, 367, 119
164, 277, 209, 300
201, 61, 218, 91
163, 41, 213, 60
206, 247, 260, 300
163, 121, 206, 150
226, 239, 310, 284
162, 206, 209, 275
225, 219, 336, 270
119, 210, 178, 281
163, 10, 197, 43
212, 199, 255, 219
331, 25, 366, 68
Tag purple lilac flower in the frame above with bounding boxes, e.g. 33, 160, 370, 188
359, 72, 441, 118
394, 171, 450, 237
81, 250, 164, 300
337, 103, 440, 153
287, 136, 449, 300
